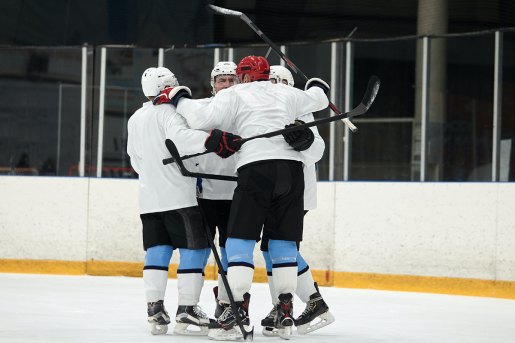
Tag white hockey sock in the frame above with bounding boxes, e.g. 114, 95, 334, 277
267, 274, 279, 305
296, 269, 318, 303
217, 274, 229, 303
177, 272, 204, 306
227, 266, 254, 302
272, 266, 298, 298
143, 269, 169, 303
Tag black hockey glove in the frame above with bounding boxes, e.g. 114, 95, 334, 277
204, 129, 243, 159
282, 120, 315, 151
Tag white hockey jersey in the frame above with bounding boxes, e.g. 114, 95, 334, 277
191, 97, 238, 201
296, 112, 324, 211
177, 81, 329, 170
127, 101, 208, 214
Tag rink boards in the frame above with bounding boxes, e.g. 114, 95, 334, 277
1, 176, 514, 299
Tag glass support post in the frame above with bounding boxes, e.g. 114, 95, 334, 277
343, 41, 353, 181
96, 47, 107, 178
421, 37, 429, 181
492, 31, 503, 182
214, 48, 220, 65
280, 45, 286, 67
80, 46, 87, 177
158, 48, 164, 67
329, 42, 337, 180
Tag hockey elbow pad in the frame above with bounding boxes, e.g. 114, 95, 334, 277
305, 78, 330, 95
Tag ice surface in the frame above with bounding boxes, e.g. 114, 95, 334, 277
0, 273, 514, 342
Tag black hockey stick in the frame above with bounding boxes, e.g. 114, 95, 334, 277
165, 139, 237, 181
162, 75, 380, 165
197, 203, 254, 341
206, 4, 360, 132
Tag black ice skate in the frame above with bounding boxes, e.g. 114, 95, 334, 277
207, 293, 251, 341
261, 305, 279, 337
294, 282, 335, 334
213, 286, 224, 319
174, 305, 214, 336
147, 300, 171, 335
275, 293, 294, 340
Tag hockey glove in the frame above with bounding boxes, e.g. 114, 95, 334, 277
283, 120, 315, 151
204, 129, 243, 159
152, 86, 192, 107
305, 78, 330, 95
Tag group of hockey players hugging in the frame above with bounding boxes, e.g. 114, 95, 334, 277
127, 55, 335, 341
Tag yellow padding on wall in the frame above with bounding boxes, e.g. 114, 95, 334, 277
2, 259, 514, 300
333, 271, 515, 300
0, 259, 86, 275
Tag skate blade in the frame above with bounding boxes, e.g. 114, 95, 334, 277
296, 310, 335, 335
262, 326, 279, 337
278, 326, 292, 340
173, 322, 209, 336
150, 322, 168, 335
208, 325, 250, 341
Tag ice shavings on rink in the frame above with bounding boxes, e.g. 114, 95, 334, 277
0, 273, 514, 342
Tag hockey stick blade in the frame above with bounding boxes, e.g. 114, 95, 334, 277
165, 139, 191, 177
164, 139, 238, 181
206, 4, 242, 17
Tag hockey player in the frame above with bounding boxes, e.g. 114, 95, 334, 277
127, 67, 242, 336
260, 65, 335, 336
153, 55, 330, 340
193, 61, 239, 318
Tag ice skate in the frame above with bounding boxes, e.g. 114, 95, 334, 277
261, 305, 279, 337
147, 300, 170, 335
173, 305, 214, 336
208, 293, 251, 341
275, 293, 294, 340
213, 286, 224, 319
294, 282, 335, 334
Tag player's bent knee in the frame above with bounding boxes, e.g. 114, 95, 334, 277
145, 245, 173, 267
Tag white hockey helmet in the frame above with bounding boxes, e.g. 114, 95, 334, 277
211, 61, 238, 94
141, 67, 179, 97
269, 65, 294, 87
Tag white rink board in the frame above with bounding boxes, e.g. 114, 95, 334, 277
334, 182, 500, 280
1, 177, 515, 283
0, 176, 89, 261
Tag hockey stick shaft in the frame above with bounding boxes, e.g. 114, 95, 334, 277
165, 139, 237, 181
197, 203, 253, 341
162, 75, 379, 165
206, 4, 357, 132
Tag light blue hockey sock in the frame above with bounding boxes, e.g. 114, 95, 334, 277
143, 245, 173, 303
269, 239, 298, 297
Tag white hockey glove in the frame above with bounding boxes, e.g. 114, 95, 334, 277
305, 78, 330, 95
152, 86, 192, 107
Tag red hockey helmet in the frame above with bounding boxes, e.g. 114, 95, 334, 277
236, 56, 270, 82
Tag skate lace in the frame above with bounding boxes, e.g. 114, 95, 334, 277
193, 305, 209, 319
301, 296, 322, 317
266, 307, 277, 319
218, 305, 233, 321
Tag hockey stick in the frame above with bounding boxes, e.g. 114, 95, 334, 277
162, 75, 380, 165
165, 139, 237, 181
206, 4, 359, 132
197, 203, 254, 341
